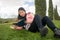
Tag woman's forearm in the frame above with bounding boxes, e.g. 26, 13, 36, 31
15, 26, 23, 30
10, 25, 23, 30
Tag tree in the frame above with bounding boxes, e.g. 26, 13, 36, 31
48, 0, 53, 20
35, 0, 46, 18
54, 6, 60, 20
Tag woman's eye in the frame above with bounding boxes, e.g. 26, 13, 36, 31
21, 12, 23, 13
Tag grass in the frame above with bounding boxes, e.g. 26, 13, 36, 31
0, 20, 60, 40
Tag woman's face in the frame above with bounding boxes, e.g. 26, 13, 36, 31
18, 10, 26, 17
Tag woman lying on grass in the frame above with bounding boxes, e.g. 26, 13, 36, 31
10, 7, 60, 38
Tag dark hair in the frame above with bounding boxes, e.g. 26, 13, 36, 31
18, 7, 26, 20
18, 7, 26, 12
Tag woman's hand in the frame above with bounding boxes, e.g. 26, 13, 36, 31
10, 25, 16, 29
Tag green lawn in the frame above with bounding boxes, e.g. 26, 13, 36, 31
0, 20, 60, 40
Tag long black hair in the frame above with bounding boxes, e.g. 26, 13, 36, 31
18, 7, 26, 20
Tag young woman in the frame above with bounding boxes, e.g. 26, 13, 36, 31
11, 7, 60, 38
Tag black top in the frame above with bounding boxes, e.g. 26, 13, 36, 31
14, 14, 26, 27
